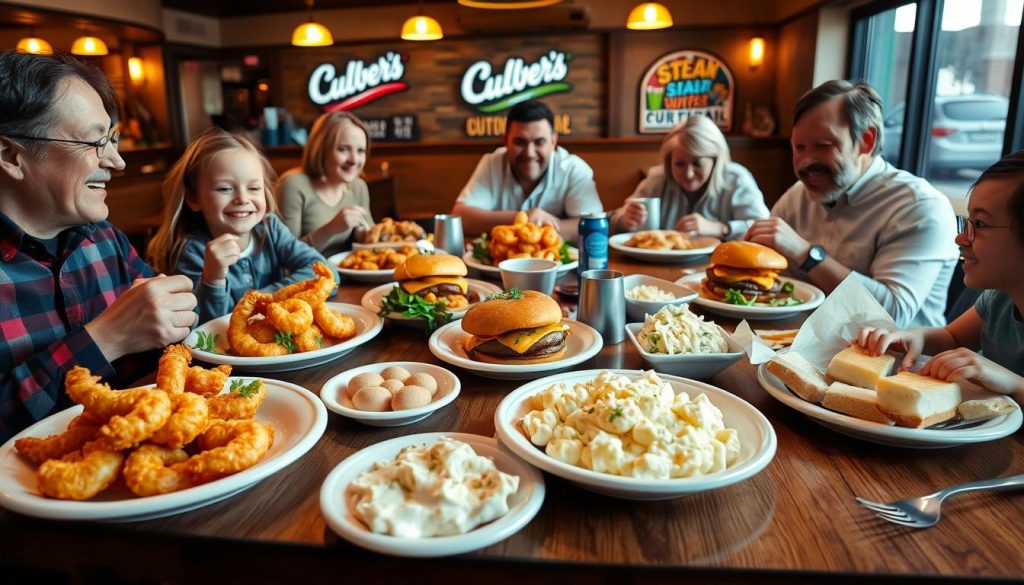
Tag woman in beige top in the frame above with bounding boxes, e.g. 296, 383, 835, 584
277, 111, 373, 255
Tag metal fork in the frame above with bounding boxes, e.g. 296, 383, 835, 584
856, 473, 1024, 528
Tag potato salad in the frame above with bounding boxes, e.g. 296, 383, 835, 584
520, 370, 741, 479
347, 438, 519, 538
636, 304, 729, 354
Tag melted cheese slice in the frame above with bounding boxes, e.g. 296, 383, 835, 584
465, 322, 569, 354
711, 267, 777, 290
401, 277, 469, 295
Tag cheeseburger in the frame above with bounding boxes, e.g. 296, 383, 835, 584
701, 241, 790, 303
462, 290, 569, 364
392, 254, 471, 308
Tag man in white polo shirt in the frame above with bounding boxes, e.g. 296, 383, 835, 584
452, 100, 602, 242
745, 80, 958, 328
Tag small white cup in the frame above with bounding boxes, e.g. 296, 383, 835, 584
498, 258, 559, 295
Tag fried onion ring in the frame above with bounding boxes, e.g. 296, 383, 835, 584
265, 298, 314, 335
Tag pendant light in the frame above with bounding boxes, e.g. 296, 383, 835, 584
71, 31, 109, 56
458, 0, 562, 7
16, 33, 53, 55
292, 0, 334, 47
626, 3, 673, 30
401, 1, 443, 41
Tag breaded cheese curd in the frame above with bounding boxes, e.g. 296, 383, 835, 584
520, 370, 740, 479
625, 284, 676, 302
347, 438, 519, 538
636, 304, 729, 355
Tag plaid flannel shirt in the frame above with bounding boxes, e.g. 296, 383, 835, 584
0, 212, 152, 441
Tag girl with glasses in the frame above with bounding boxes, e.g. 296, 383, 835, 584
854, 150, 1024, 404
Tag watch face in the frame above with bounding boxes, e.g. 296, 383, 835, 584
810, 246, 825, 261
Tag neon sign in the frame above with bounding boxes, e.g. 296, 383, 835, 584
308, 52, 409, 111
460, 50, 571, 113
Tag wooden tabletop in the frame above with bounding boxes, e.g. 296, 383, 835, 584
3, 252, 1023, 584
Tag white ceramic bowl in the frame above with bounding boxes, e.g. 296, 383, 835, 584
319, 432, 545, 557
624, 323, 745, 379
622, 274, 699, 322
494, 369, 776, 500
319, 362, 461, 427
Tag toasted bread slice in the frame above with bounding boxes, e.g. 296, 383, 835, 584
826, 346, 895, 390
766, 351, 829, 403
822, 382, 894, 425
957, 397, 1018, 421
876, 372, 961, 428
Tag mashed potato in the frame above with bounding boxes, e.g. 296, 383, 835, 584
625, 284, 676, 302
520, 370, 741, 479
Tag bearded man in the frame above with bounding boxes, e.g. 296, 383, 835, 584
744, 80, 958, 327
452, 100, 602, 242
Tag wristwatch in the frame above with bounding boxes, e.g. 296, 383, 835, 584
800, 245, 826, 272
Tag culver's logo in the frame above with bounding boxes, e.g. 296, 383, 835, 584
308, 52, 408, 111
460, 50, 572, 114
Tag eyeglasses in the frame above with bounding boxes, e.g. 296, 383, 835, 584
956, 215, 1012, 243
5, 129, 120, 159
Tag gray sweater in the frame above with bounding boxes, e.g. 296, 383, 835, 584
174, 214, 335, 324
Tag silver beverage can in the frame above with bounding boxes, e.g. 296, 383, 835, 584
433, 214, 465, 255
578, 211, 609, 279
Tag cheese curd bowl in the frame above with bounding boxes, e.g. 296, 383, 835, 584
622, 274, 699, 323
319, 362, 461, 427
625, 323, 745, 379
494, 370, 776, 500
319, 432, 545, 558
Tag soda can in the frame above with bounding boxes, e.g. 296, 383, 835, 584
578, 211, 609, 279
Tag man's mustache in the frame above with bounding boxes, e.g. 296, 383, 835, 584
85, 171, 112, 183
797, 164, 832, 178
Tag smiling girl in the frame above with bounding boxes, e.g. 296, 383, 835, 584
855, 150, 1024, 403
148, 128, 331, 323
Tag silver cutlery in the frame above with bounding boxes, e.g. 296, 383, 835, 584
856, 473, 1024, 528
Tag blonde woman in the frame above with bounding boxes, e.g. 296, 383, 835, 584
276, 111, 373, 255
611, 116, 768, 239
147, 127, 329, 323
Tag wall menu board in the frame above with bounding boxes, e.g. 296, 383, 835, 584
280, 34, 604, 142
638, 50, 735, 134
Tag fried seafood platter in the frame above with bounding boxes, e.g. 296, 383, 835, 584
1, 346, 328, 521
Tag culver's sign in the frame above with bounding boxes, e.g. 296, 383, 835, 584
460, 50, 572, 113
308, 52, 408, 112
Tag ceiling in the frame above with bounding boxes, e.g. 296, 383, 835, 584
162, 0, 453, 18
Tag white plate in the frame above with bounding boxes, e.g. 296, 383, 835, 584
675, 274, 826, 320
319, 432, 545, 557
0, 378, 327, 522
494, 370, 776, 500
757, 363, 1023, 448
361, 279, 502, 328
463, 249, 578, 280
320, 362, 461, 427
624, 323, 745, 379
187, 302, 383, 373
622, 274, 699, 322
353, 240, 425, 251
428, 319, 603, 381
327, 251, 398, 284
609, 232, 719, 264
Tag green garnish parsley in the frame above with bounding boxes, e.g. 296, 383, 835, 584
274, 331, 296, 353
471, 233, 492, 265
193, 331, 219, 353
608, 406, 624, 422
378, 286, 452, 333
487, 288, 524, 301
229, 379, 262, 398
558, 241, 573, 264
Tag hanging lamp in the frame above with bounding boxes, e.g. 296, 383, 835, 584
400, 15, 444, 41
291, 0, 334, 47
16, 34, 53, 55
626, 3, 673, 30
71, 31, 109, 56
458, 0, 562, 8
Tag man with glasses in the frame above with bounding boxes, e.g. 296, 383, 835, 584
452, 100, 602, 242
745, 80, 958, 328
0, 50, 197, 440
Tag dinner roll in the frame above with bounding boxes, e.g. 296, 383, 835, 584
405, 372, 438, 396
380, 366, 411, 382
352, 386, 392, 411
348, 372, 385, 398
381, 379, 405, 394
391, 385, 432, 411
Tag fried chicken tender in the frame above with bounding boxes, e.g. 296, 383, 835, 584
149, 391, 210, 449
244, 318, 277, 344
290, 262, 337, 307
37, 446, 125, 500
156, 344, 192, 393
188, 420, 275, 481
184, 365, 232, 398
207, 380, 268, 421
266, 298, 314, 334
15, 415, 101, 465
294, 323, 324, 353
123, 445, 196, 497
312, 304, 356, 340
92, 389, 173, 451
229, 291, 290, 357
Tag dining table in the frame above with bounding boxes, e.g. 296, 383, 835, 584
2, 251, 1023, 585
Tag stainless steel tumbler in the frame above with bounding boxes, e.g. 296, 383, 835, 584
577, 269, 626, 344
634, 197, 661, 231
434, 214, 465, 256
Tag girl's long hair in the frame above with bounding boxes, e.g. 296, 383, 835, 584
660, 115, 731, 197
147, 127, 278, 273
